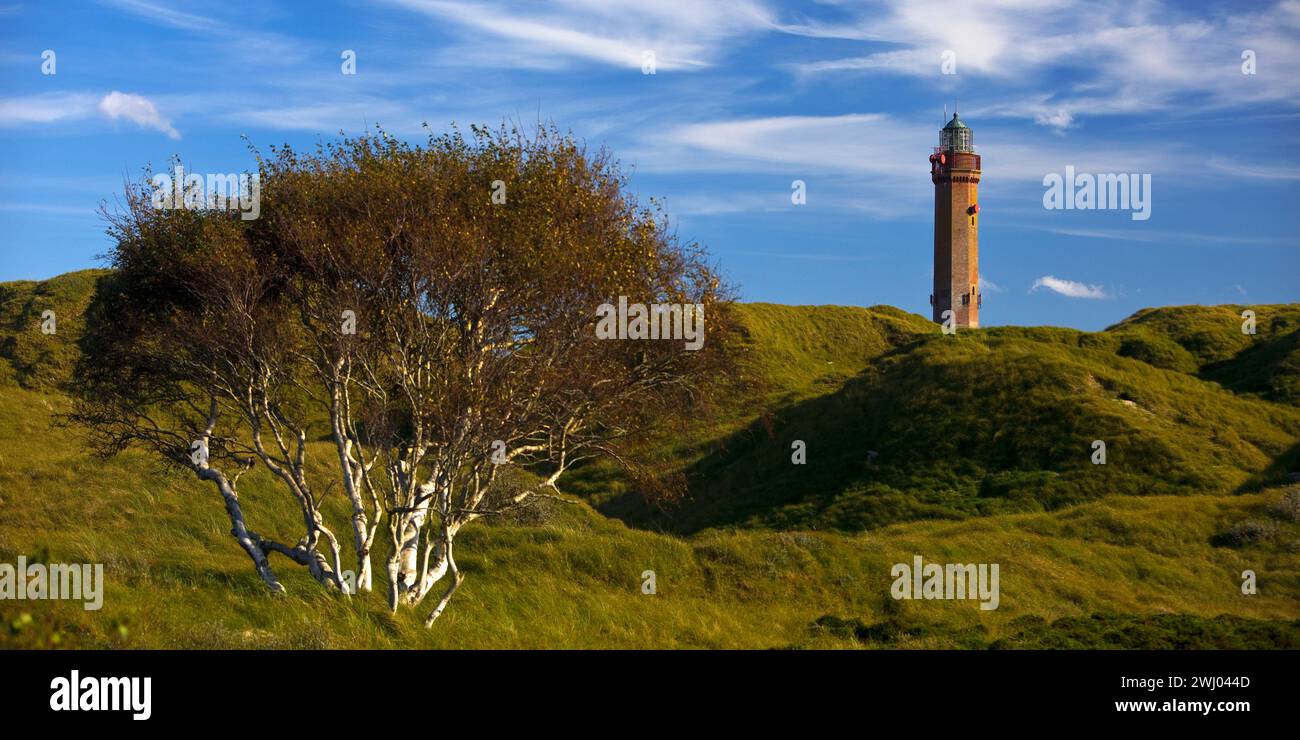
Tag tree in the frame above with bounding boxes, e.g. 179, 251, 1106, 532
73, 124, 734, 624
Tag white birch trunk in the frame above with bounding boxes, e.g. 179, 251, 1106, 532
196, 467, 285, 593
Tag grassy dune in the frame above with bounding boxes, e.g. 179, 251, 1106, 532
1, 272, 1298, 648
578, 302, 1300, 533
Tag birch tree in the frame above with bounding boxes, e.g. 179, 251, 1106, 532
72, 125, 734, 624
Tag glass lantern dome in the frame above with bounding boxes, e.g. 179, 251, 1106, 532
939, 113, 973, 153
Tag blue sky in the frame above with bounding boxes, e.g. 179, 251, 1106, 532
1, 0, 1297, 330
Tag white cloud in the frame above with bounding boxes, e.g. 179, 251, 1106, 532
97, 91, 180, 139
385, 0, 774, 70
1205, 156, 1300, 181
1030, 275, 1108, 299
1032, 108, 1075, 131
785, 0, 1300, 129
639, 109, 1190, 185
726, 249, 876, 262
0, 91, 180, 138
0, 93, 98, 124
101, 0, 225, 32
625, 111, 1202, 220
225, 100, 419, 134
102, 0, 310, 62
1029, 225, 1287, 246
979, 276, 1003, 293
656, 113, 924, 176
646, 111, 1187, 182
0, 202, 98, 215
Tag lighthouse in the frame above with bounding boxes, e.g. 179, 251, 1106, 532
930, 112, 981, 328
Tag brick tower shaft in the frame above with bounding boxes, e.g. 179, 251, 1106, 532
930, 113, 981, 328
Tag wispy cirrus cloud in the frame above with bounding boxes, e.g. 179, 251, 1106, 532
0, 91, 179, 138
99, 0, 226, 32
644, 111, 1192, 181
1029, 225, 1289, 246
0, 92, 98, 124
628, 111, 1210, 219
1031, 275, 1109, 299
1205, 155, 1300, 181
383, 0, 776, 71
99, 0, 313, 63
650, 113, 925, 176
787, 0, 1300, 131
0, 90, 179, 137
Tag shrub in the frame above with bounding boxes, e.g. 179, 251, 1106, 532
1267, 488, 1300, 522
1213, 519, 1279, 547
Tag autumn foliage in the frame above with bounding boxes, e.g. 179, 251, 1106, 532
72, 124, 734, 623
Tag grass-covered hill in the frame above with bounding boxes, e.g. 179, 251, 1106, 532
1, 270, 1298, 649
0, 269, 102, 389
573, 301, 1300, 534
1106, 303, 1300, 405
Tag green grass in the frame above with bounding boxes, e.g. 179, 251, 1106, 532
1, 387, 1295, 648
1, 272, 1298, 648
1106, 303, 1300, 404
571, 304, 1300, 533
807, 612, 1300, 650
0, 269, 106, 390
